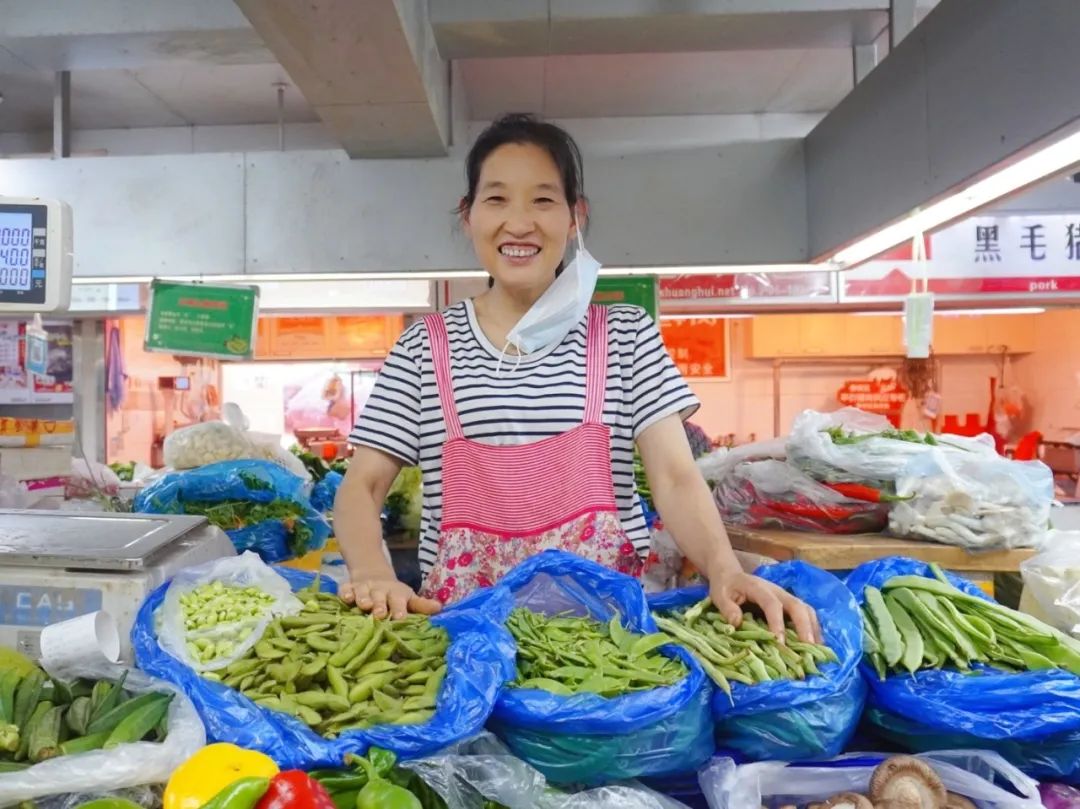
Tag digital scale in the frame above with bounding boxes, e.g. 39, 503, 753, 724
0, 510, 235, 662
0, 196, 73, 313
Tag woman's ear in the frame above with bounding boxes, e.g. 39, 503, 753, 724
572, 199, 589, 235
459, 197, 471, 236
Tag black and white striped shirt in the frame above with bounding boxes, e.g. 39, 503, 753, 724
349, 300, 699, 574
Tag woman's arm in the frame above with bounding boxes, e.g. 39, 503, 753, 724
636, 414, 819, 643
334, 446, 440, 618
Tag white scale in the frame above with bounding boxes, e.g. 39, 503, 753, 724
0, 197, 236, 661
0, 510, 234, 662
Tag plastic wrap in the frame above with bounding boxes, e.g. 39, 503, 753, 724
156, 552, 303, 671
310, 470, 343, 514
649, 562, 865, 762
456, 550, 714, 786
132, 567, 514, 770
0, 660, 206, 804
164, 420, 256, 469
133, 459, 330, 562
890, 450, 1054, 549
1019, 531, 1080, 636
715, 458, 889, 534
786, 408, 996, 486
845, 556, 1080, 781
398, 732, 692, 809
699, 749, 1041, 809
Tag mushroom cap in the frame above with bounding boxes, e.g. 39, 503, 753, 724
869, 757, 947, 809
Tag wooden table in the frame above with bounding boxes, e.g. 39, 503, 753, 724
725, 524, 1035, 574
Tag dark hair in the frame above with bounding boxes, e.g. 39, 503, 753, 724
458, 113, 586, 286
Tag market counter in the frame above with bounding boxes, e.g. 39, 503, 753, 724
725, 523, 1035, 591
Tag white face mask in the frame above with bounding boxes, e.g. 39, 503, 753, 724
499, 218, 601, 365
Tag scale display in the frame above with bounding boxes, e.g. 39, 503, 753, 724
0, 198, 72, 313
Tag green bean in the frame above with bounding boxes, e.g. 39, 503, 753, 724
864, 587, 903, 668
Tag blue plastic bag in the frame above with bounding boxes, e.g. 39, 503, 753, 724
845, 556, 1080, 782
134, 460, 331, 563
132, 567, 515, 769
648, 561, 865, 762
456, 549, 714, 786
310, 471, 342, 514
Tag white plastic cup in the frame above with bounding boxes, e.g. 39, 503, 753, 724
39, 610, 121, 669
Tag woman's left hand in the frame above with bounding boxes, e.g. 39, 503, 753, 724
708, 569, 821, 645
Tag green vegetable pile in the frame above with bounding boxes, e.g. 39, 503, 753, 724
0, 668, 172, 770
289, 446, 348, 482
183, 499, 314, 557
825, 426, 940, 447
207, 584, 448, 737
507, 608, 687, 697
310, 747, 511, 809
653, 597, 837, 698
862, 564, 1080, 679
181, 581, 278, 666
108, 461, 136, 482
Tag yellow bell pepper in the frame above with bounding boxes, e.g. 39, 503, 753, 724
164, 743, 279, 809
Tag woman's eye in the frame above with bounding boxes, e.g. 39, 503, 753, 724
535, 197, 555, 205
485, 196, 505, 204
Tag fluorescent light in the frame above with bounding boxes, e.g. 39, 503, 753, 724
854, 307, 1045, 317
832, 126, 1080, 268
73, 263, 828, 286
658, 313, 752, 320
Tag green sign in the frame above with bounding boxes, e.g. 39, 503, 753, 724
145, 280, 259, 359
591, 276, 658, 320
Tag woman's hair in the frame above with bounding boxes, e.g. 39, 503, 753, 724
457, 113, 586, 285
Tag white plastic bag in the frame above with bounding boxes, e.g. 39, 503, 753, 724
700, 749, 1041, 809
1020, 531, 1080, 636
399, 732, 691, 809
0, 660, 206, 804
786, 408, 996, 485
890, 449, 1054, 550
157, 552, 303, 672
0, 474, 32, 509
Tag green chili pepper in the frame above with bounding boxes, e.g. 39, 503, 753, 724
199, 776, 270, 809
353, 753, 422, 809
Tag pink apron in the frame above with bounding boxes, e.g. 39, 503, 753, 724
419, 304, 642, 605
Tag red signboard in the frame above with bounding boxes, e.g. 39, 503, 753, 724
659, 317, 730, 380
837, 378, 909, 426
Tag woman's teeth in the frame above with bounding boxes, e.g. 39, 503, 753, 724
500, 245, 540, 258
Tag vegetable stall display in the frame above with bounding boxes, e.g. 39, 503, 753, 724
847, 557, 1080, 782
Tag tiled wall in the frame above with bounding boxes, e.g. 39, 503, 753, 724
688, 314, 1070, 443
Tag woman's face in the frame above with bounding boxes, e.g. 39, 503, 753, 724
464, 142, 577, 297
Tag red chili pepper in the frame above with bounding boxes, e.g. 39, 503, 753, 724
255, 772, 336, 809
766, 499, 865, 521
825, 482, 912, 503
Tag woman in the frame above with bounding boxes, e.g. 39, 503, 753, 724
335, 114, 818, 644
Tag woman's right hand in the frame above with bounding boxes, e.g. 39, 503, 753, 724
339, 578, 442, 620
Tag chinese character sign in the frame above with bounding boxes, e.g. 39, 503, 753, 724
836, 378, 909, 427
658, 317, 730, 380
844, 214, 1080, 300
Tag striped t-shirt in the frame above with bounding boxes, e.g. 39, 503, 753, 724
349, 300, 699, 575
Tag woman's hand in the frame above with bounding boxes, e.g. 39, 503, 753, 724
708, 568, 821, 645
339, 578, 442, 620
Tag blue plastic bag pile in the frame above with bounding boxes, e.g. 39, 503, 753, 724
134, 459, 331, 563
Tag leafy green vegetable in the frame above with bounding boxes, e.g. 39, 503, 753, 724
184, 498, 313, 556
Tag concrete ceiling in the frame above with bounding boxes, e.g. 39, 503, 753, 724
0, 0, 940, 152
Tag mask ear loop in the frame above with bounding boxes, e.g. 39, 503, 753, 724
574, 212, 585, 254
495, 341, 525, 377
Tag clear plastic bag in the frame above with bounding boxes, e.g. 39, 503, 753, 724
164, 420, 256, 469
399, 732, 691, 809
0, 660, 206, 804
1020, 531, 1080, 636
157, 551, 303, 671
890, 450, 1054, 550
21, 786, 160, 809
700, 749, 1041, 809
457, 551, 714, 787
786, 408, 995, 486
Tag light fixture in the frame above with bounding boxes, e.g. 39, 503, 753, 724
853, 307, 1046, 317
72, 263, 828, 286
831, 125, 1080, 268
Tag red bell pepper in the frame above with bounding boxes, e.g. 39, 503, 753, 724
824, 482, 912, 503
254, 772, 336, 809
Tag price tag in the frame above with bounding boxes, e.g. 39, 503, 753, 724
24, 320, 48, 376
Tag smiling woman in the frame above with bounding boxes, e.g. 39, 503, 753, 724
333, 113, 819, 645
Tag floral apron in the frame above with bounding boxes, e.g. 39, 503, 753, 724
419, 304, 642, 605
